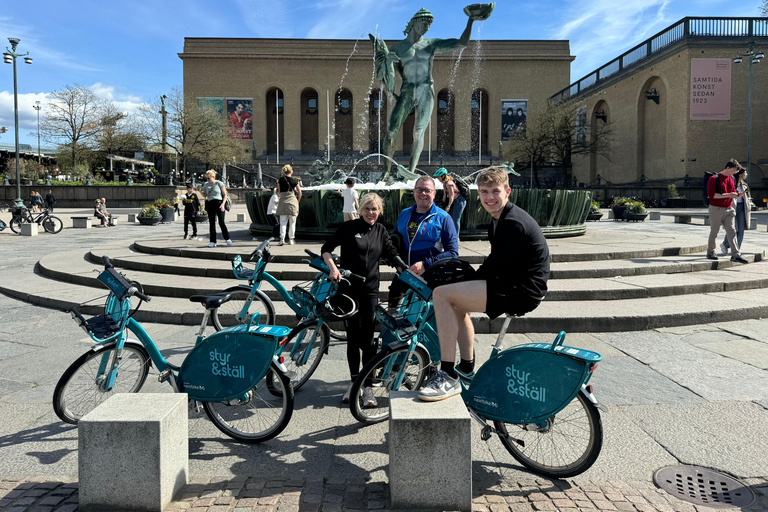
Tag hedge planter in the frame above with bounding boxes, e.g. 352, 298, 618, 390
666, 198, 688, 208
196, 214, 209, 224
138, 216, 161, 226
611, 206, 626, 220
587, 213, 603, 221
624, 213, 648, 222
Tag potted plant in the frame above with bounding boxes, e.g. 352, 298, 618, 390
666, 184, 688, 208
587, 200, 603, 221
138, 204, 161, 226
196, 204, 209, 224
155, 198, 175, 223
611, 197, 632, 221
623, 200, 648, 222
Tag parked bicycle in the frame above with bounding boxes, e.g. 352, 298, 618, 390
9, 205, 63, 234
53, 256, 296, 443
349, 260, 604, 478
214, 240, 359, 389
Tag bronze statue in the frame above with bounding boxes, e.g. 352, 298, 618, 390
370, 4, 495, 182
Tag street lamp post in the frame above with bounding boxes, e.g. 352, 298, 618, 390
3, 37, 33, 208
33, 101, 41, 165
733, 41, 763, 189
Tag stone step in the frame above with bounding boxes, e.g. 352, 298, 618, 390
6, 267, 768, 332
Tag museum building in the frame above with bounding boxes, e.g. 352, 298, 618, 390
178, 37, 574, 162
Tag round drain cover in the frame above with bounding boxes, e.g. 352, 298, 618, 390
654, 465, 755, 509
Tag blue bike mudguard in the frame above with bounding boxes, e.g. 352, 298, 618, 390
177, 324, 290, 401
464, 335, 602, 425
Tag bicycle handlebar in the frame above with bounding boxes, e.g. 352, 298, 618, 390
102, 255, 114, 269
249, 239, 271, 261
130, 288, 151, 302
305, 249, 362, 281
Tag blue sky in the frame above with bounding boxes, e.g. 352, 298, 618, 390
0, 0, 761, 147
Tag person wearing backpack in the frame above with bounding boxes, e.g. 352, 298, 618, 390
200, 169, 233, 248
433, 167, 468, 237
720, 167, 751, 256
706, 159, 747, 264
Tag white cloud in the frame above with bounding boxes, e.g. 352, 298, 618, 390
233, 0, 295, 38
0, 91, 50, 136
305, 0, 400, 39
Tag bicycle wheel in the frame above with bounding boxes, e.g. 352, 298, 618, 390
349, 344, 431, 424
493, 391, 603, 478
203, 363, 294, 443
42, 215, 63, 234
279, 323, 328, 391
326, 321, 347, 341
212, 288, 274, 331
53, 342, 151, 425
9, 218, 22, 234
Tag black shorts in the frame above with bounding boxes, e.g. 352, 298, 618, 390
484, 280, 541, 320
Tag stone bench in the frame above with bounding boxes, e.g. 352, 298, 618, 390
389, 391, 471, 511
79, 393, 188, 512
72, 216, 92, 229
673, 213, 710, 226
20, 223, 38, 236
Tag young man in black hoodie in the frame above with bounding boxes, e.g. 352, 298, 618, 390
182, 184, 200, 239
419, 166, 550, 401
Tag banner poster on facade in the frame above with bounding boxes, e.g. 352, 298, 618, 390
197, 97, 224, 114
576, 106, 587, 147
501, 99, 527, 140
690, 59, 731, 120
226, 98, 253, 140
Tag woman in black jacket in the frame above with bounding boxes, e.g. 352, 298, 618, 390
321, 193, 400, 407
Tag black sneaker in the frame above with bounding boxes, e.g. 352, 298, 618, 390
706, 253, 718, 260
731, 255, 749, 264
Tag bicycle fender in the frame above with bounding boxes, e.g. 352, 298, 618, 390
580, 384, 602, 409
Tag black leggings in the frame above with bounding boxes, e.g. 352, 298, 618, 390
345, 291, 379, 381
205, 200, 230, 243
184, 213, 197, 236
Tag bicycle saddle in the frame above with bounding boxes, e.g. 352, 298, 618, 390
188, 292, 232, 309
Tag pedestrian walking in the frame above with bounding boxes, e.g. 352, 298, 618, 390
45, 190, 56, 212
720, 167, 751, 255
266, 188, 280, 240
182, 184, 200, 240
706, 159, 748, 264
200, 169, 232, 248
340, 178, 359, 221
276, 164, 301, 246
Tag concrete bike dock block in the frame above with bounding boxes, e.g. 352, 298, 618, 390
72, 216, 92, 229
128, 213, 137, 223
20, 223, 39, 236
389, 391, 472, 511
236, 213, 246, 222
649, 211, 661, 220
79, 393, 189, 511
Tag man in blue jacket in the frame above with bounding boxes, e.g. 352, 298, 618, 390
388, 175, 459, 308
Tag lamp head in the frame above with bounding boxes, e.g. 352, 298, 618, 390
752, 58, 760, 64
756, 53, 765, 59
734, 56, 743, 64
2, 53, 11, 64
24, 57, 32, 64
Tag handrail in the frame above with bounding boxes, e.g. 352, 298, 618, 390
552, 17, 768, 103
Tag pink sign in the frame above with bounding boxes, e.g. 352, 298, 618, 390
690, 59, 731, 120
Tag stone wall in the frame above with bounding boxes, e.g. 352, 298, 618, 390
0, 185, 178, 208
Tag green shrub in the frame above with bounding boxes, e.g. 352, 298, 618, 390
667, 184, 680, 199
626, 200, 647, 214
139, 204, 160, 217
590, 199, 602, 214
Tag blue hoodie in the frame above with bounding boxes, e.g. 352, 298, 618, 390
394, 202, 458, 268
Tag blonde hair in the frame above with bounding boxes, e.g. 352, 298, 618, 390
205, 169, 217, 178
477, 167, 510, 189
359, 193, 384, 214
282, 164, 293, 175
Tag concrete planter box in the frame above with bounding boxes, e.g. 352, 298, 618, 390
138, 216, 161, 226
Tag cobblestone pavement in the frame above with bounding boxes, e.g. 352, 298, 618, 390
1, 476, 766, 511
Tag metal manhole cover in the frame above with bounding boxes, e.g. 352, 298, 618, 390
654, 465, 755, 509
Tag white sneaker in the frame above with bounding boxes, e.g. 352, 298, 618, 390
418, 370, 461, 402
278, 239, 285, 246
362, 386, 377, 408
289, 239, 295, 245
208, 242, 216, 248
226, 239, 233, 246
719, 242, 728, 256
342, 383, 353, 404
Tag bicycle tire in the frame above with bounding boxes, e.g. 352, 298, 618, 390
349, 344, 431, 424
493, 391, 603, 478
53, 341, 151, 425
326, 321, 347, 341
203, 363, 294, 443
212, 287, 274, 331
279, 323, 328, 391
9, 218, 22, 234
42, 215, 63, 234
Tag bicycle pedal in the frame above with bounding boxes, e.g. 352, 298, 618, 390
480, 425, 492, 441
158, 369, 173, 383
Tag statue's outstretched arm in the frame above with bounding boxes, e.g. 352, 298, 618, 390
369, 34, 400, 98
433, 3, 495, 55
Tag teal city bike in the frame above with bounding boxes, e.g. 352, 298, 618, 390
213, 240, 359, 390
53, 256, 295, 443
350, 261, 604, 478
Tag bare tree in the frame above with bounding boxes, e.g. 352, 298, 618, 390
93, 103, 144, 159
504, 101, 612, 187
41, 85, 106, 169
762, 0, 768, 15
138, 86, 246, 181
